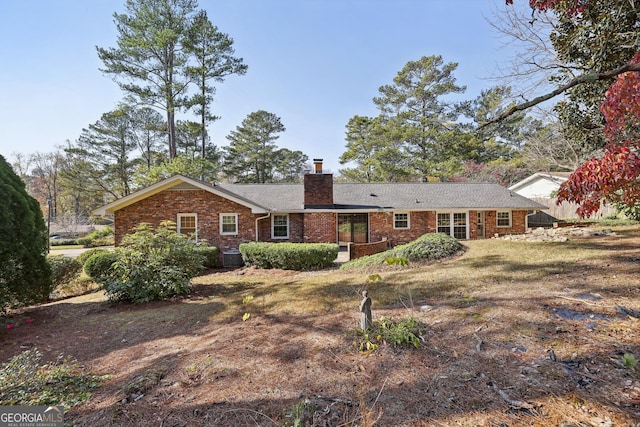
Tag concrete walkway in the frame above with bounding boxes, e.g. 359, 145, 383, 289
49, 247, 113, 258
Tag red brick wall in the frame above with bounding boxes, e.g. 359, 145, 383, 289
304, 174, 333, 206
114, 189, 257, 251
484, 210, 528, 237
368, 211, 436, 245
349, 238, 390, 259
303, 212, 336, 243
256, 213, 304, 243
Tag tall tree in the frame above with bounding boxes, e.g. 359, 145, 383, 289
0, 155, 51, 314
223, 110, 293, 183
273, 148, 309, 183
131, 107, 166, 171
373, 55, 467, 181
30, 151, 63, 220
339, 115, 411, 182
97, 0, 198, 158
183, 10, 247, 158
74, 105, 140, 199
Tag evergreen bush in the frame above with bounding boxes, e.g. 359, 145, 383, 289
341, 233, 463, 270
195, 245, 220, 268
0, 155, 51, 313
46, 255, 82, 289
83, 252, 117, 281
239, 242, 339, 270
76, 248, 109, 266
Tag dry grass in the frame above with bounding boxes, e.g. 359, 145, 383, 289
1, 225, 640, 426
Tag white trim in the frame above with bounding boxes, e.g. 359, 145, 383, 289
220, 213, 238, 235
393, 212, 410, 230
177, 213, 198, 240
92, 174, 268, 215
496, 211, 512, 228
436, 211, 469, 240
271, 213, 290, 239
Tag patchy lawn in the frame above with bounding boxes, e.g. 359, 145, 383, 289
1, 226, 640, 426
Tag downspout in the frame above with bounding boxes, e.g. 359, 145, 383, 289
255, 212, 271, 241
526, 210, 539, 231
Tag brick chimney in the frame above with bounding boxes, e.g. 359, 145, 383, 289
304, 159, 333, 207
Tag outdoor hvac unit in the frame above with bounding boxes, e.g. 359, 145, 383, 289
223, 250, 244, 268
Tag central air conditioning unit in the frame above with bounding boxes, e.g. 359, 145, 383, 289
222, 249, 244, 268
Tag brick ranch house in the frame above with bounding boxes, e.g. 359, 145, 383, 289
93, 160, 546, 259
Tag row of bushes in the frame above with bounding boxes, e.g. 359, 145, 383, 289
341, 233, 463, 270
49, 227, 114, 248
239, 242, 339, 270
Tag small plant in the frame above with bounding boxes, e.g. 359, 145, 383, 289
358, 333, 380, 354
622, 353, 639, 375
354, 315, 425, 353
285, 400, 315, 427
0, 348, 103, 407
242, 295, 254, 321
384, 256, 409, 267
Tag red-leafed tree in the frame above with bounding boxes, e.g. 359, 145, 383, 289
503, 0, 640, 217
557, 52, 640, 217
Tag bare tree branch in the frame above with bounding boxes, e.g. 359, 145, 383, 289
480, 63, 640, 129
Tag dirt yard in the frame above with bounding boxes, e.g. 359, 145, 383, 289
1, 226, 640, 426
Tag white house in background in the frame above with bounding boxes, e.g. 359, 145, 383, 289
508, 172, 571, 199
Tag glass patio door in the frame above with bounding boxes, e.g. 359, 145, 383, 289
338, 213, 369, 244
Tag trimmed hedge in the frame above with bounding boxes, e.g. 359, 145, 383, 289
47, 255, 82, 288
49, 238, 78, 246
239, 242, 339, 271
341, 233, 463, 270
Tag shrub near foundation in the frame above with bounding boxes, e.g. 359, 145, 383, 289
239, 242, 339, 270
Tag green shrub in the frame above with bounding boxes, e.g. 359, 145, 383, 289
239, 242, 339, 270
355, 316, 426, 353
341, 233, 463, 270
76, 248, 109, 266
78, 227, 114, 247
103, 221, 205, 303
46, 255, 82, 289
195, 245, 220, 268
0, 348, 102, 407
83, 251, 117, 281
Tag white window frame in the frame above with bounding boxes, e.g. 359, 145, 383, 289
393, 212, 410, 230
436, 211, 469, 240
271, 214, 290, 239
177, 213, 197, 240
496, 211, 512, 228
220, 213, 238, 235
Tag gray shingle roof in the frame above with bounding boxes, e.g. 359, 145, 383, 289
221, 182, 546, 212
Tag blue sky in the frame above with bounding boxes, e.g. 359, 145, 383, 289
0, 0, 525, 174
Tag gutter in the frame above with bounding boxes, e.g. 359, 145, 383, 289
255, 212, 271, 241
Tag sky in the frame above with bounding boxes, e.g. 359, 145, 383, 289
0, 0, 528, 174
